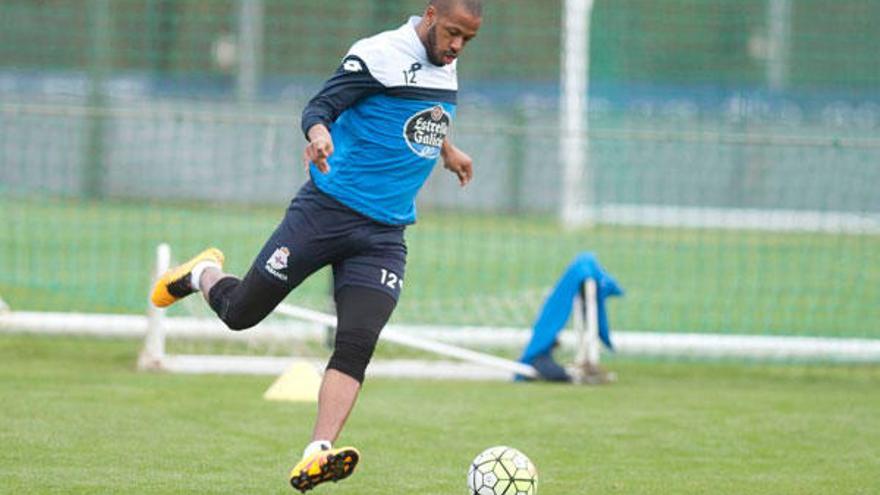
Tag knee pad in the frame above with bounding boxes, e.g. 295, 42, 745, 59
327, 329, 380, 383
326, 286, 396, 383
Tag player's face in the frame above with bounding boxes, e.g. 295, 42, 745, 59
424, 5, 481, 66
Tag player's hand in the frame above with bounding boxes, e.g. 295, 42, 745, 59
304, 124, 333, 174
441, 141, 473, 187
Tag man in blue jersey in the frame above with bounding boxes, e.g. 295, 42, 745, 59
150, 0, 482, 491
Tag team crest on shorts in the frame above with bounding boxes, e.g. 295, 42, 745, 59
265, 246, 290, 281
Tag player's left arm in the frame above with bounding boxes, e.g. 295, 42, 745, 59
441, 138, 473, 187
301, 55, 385, 173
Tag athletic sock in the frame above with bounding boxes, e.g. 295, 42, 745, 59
302, 440, 332, 459
190, 261, 221, 292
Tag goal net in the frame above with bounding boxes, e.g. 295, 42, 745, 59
1, 0, 879, 369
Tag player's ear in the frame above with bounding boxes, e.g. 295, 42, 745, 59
423, 4, 437, 23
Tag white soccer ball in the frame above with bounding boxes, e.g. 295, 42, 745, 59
467, 446, 538, 495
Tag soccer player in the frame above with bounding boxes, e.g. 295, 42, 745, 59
150, 0, 483, 492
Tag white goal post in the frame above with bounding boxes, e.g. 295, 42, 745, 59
558, 0, 880, 235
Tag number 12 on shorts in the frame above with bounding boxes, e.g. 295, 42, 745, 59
380, 268, 403, 290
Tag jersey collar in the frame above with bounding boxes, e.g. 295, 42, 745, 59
404, 16, 430, 64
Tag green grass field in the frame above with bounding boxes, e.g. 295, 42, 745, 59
2, 196, 878, 339
1, 333, 878, 494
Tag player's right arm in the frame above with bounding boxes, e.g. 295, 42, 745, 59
301, 54, 384, 173
303, 124, 334, 173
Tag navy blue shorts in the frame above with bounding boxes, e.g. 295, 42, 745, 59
252, 181, 407, 301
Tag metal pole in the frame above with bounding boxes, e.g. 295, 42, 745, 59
559, 0, 595, 228
573, 279, 599, 371
140, 243, 171, 370
237, 0, 264, 102
83, 0, 112, 198
767, 0, 792, 91
584, 278, 600, 366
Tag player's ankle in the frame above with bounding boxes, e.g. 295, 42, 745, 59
190, 261, 221, 291
302, 440, 332, 459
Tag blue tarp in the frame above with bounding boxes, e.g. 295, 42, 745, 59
519, 252, 623, 366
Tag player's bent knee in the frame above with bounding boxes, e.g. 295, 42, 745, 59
221, 313, 260, 331
216, 298, 266, 331
207, 277, 267, 331
327, 333, 378, 384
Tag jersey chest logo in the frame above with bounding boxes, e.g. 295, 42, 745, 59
403, 105, 450, 159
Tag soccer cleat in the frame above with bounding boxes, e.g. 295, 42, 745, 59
289, 446, 360, 493
150, 247, 224, 308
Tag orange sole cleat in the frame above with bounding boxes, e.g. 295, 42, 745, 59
150, 247, 224, 308
289, 446, 360, 493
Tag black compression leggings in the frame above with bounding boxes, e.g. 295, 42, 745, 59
207, 271, 395, 383
327, 286, 395, 383
207, 267, 286, 331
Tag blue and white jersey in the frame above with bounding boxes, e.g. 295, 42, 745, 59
301, 16, 458, 225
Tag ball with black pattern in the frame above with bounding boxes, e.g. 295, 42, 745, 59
467, 446, 538, 495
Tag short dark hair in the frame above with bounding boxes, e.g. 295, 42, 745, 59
429, 0, 483, 17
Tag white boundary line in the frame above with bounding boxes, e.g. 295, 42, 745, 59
3, 311, 879, 363
572, 204, 880, 234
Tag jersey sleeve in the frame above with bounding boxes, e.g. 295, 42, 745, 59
300, 54, 385, 139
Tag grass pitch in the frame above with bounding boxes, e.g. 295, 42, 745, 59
1, 334, 878, 494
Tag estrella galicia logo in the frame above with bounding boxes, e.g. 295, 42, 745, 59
403, 105, 450, 159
